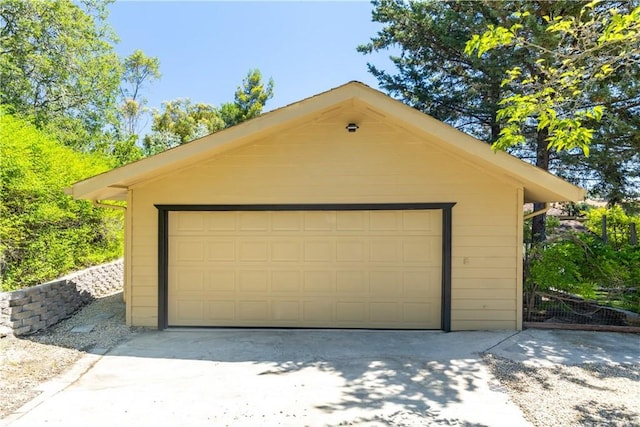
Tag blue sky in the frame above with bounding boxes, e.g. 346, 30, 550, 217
108, 1, 395, 116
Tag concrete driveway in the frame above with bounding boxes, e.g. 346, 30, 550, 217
5, 329, 637, 426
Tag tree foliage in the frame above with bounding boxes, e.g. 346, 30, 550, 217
357, 0, 514, 142
525, 231, 640, 316
119, 49, 161, 138
0, 0, 122, 150
0, 113, 123, 291
228, 69, 275, 126
465, 0, 640, 155
144, 69, 274, 155
361, 0, 640, 238
583, 205, 640, 249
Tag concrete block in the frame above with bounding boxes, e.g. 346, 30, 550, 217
0, 299, 9, 309
11, 310, 34, 321
8, 290, 26, 299
30, 293, 46, 303
8, 297, 29, 307
13, 325, 32, 336
31, 320, 47, 331
21, 301, 44, 312
21, 316, 42, 327
24, 287, 42, 297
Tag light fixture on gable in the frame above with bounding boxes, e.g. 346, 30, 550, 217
345, 123, 359, 133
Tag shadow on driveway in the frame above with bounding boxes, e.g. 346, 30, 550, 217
7, 330, 531, 427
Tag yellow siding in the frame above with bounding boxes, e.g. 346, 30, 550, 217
129, 107, 522, 330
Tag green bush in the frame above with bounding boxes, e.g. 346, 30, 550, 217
525, 232, 640, 315
0, 112, 123, 291
583, 205, 640, 249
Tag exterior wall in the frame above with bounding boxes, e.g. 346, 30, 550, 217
128, 112, 522, 330
0, 259, 123, 336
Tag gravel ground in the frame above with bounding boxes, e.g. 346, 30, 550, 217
484, 354, 640, 427
1, 297, 638, 425
0, 292, 139, 418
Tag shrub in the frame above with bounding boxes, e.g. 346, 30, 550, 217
583, 205, 640, 249
0, 112, 123, 291
525, 231, 640, 316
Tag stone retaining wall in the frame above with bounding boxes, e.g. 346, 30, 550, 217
0, 259, 123, 336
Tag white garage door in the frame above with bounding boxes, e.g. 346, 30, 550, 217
168, 209, 442, 329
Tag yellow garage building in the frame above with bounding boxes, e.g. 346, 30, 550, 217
70, 82, 584, 331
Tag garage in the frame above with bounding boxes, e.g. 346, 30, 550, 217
162, 205, 450, 329
70, 81, 585, 331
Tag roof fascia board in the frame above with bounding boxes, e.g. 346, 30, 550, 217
73, 81, 584, 203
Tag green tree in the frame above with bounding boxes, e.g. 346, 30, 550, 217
357, 0, 512, 142
465, 0, 640, 155
145, 99, 225, 148
361, 0, 639, 240
110, 50, 161, 166
0, 0, 122, 150
0, 112, 123, 290
119, 49, 161, 138
228, 68, 274, 126
144, 69, 274, 154
359, 0, 567, 240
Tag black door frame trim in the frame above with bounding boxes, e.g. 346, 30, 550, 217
156, 203, 455, 331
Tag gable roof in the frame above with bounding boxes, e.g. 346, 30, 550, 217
69, 81, 584, 203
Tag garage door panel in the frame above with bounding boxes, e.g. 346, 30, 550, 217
272, 301, 300, 320
207, 301, 235, 321
168, 210, 442, 329
207, 240, 236, 261
239, 241, 269, 261
239, 271, 268, 292
174, 300, 205, 322
403, 210, 437, 231
370, 240, 401, 262
239, 212, 268, 231
271, 212, 301, 231
271, 241, 301, 261
270, 271, 301, 293
370, 211, 399, 231
173, 239, 205, 262
336, 271, 367, 293
206, 212, 236, 231
403, 271, 438, 298
370, 271, 401, 297
174, 270, 204, 292
336, 302, 366, 322
304, 240, 334, 262
174, 212, 205, 232
403, 240, 433, 263
336, 240, 365, 262
239, 301, 268, 320
370, 302, 400, 323
403, 303, 437, 323
303, 271, 335, 293
208, 270, 236, 292
304, 211, 335, 230
336, 211, 367, 231
303, 300, 333, 322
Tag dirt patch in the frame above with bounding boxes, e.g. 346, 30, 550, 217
0, 292, 139, 418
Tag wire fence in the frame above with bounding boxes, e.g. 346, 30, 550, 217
524, 215, 640, 331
